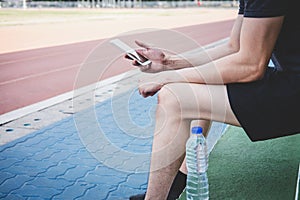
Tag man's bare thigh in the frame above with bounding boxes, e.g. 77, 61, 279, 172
161, 83, 240, 126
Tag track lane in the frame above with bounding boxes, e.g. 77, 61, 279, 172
0, 19, 234, 115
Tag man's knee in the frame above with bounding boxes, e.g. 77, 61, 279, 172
157, 84, 180, 109
157, 83, 214, 121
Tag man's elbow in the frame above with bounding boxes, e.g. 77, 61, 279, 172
226, 40, 240, 54
236, 51, 268, 82
243, 64, 266, 82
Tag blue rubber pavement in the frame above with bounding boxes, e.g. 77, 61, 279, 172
0, 89, 156, 199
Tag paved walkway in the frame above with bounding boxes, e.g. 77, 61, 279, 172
0, 87, 153, 199
0, 71, 226, 199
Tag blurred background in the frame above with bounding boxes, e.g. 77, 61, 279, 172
0, 0, 238, 9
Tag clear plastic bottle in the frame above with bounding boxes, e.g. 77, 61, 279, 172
186, 126, 209, 200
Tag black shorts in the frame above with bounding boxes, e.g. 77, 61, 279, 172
227, 67, 300, 141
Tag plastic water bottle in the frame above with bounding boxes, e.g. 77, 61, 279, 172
186, 126, 209, 200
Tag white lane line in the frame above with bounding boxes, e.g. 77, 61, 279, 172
0, 70, 137, 125
0, 56, 111, 86
0, 64, 78, 86
0, 50, 71, 66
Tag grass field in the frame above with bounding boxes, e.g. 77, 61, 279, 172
0, 8, 212, 26
178, 126, 300, 199
0, 7, 237, 53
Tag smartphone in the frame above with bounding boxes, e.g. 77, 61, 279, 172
110, 39, 152, 66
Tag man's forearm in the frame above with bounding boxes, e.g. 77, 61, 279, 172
166, 51, 264, 86
164, 40, 238, 70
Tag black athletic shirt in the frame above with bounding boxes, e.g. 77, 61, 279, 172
239, 0, 300, 73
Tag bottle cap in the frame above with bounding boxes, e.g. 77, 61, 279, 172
192, 126, 203, 134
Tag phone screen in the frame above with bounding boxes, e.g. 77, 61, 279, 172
110, 39, 152, 66
126, 51, 151, 66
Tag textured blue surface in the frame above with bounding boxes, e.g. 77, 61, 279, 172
0, 90, 157, 199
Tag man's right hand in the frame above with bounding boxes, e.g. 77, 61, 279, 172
132, 40, 170, 73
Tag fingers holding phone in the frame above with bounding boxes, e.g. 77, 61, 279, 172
110, 39, 168, 73
110, 39, 151, 67
125, 49, 152, 66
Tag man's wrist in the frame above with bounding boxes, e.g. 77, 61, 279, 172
162, 55, 190, 70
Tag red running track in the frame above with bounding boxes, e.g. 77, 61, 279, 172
0, 19, 234, 115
